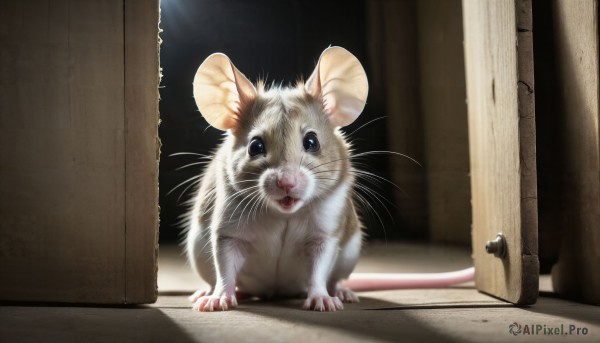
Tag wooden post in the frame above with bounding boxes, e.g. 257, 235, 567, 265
124, 0, 160, 304
0, 0, 159, 304
462, 0, 539, 305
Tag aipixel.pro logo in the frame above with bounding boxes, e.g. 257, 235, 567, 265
508, 322, 589, 336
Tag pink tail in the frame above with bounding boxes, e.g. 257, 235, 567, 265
342, 267, 475, 292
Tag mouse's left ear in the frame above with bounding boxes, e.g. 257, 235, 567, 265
305, 46, 369, 127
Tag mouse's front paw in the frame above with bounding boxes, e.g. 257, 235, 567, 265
336, 287, 360, 303
302, 294, 344, 312
189, 288, 212, 303
192, 292, 238, 312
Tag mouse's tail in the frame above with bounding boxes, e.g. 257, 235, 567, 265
342, 267, 475, 292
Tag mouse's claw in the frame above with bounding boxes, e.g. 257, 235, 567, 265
302, 294, 344, 312
192, 293, 238, 312
336, 287, 359, 303
189, 288, 212, 303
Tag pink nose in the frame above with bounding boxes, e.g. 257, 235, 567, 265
276, 173, 296, 193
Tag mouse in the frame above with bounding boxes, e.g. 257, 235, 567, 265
184, 46, 475, 312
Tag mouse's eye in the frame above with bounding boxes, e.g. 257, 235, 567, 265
303, 132, 320, 152
248, 137, 266, 157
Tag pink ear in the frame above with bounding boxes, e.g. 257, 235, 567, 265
305, 47, 369, 127
193, 53, 257, 131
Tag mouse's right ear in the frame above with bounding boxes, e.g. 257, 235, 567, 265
193, 53, 257, 131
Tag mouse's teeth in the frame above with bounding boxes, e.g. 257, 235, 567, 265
278, 196, 298, 209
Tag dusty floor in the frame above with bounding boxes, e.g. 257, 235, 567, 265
1, 242, 598, 343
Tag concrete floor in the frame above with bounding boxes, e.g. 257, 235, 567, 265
1, 242, 598, 343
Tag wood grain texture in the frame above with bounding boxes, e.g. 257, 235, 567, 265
462, 0, 539, 305
0, 0, 159, 304
417, 0, 471, 245
548, 0, 600, 304
124, 0, 160, 304
0, 0, 126, 302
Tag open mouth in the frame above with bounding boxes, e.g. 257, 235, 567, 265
278, 196, 298, 210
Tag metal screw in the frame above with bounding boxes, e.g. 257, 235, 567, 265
485, 233, 506, 258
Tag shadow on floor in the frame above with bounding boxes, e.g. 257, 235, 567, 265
524, 296, 600, 328
235, 296, 464, 343
0, 303, 195, 343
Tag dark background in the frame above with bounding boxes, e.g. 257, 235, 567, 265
159, 0, 399, 243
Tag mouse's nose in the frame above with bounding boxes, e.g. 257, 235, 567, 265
276, 170, 296, 193
276, 166, 299, 194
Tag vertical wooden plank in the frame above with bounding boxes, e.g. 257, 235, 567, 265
0, 0, 126, 302
416, 0, 471, 244
548, 0, 600, 304
124, 0, 160, 304
462, 0, 539, 304
367, 0, 428, 238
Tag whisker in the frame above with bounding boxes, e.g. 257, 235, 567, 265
248, 193, 264, 225
237, 190, 262, 229
242, 171, 263, 177
313, 177, 339, 182
260, 197, 269, 214
308, 150, 421, 174
244, 192, 262, 225
230, 189, 260, 224
204, 185, 260, 214
352, 150, 422, 168
308, 156, 347, 171
176, 177, 201, 204
353, 190, 388, 242
229, 179, 257, 186
311, 168, 407, 197
223, 185, 260, 202
169, 152, 212, 158
345, 116, 388, 137
175, 161, 211, 171
354, 182, 396, 212
167, 174, 201, 196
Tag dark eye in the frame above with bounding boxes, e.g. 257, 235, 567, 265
303, 132, 320, 152
248, 137, 266, 157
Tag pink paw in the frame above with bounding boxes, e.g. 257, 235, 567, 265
192, 293, 238, 312
302, 294, 344, 312
336, 287, 359, 303
189, 289, 212, 303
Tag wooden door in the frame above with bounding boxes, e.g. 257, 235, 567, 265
462, 0, 539, 305
0, 0, 159, 304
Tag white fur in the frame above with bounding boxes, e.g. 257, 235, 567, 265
188, 180, 356, 298
312, 181, 350, 234
331, 230, 362, 283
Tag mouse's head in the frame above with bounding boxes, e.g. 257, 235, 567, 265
193, 47, 368, 215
